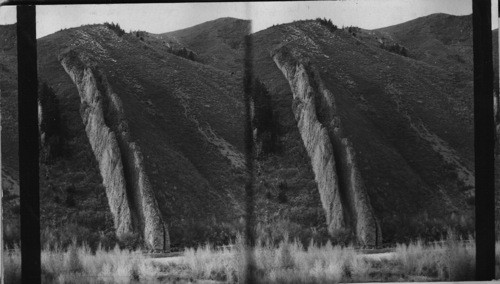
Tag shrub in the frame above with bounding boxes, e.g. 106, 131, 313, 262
39, 242, 159, 282
66, 240, 83, 273
253, 78, 279, 155
380, 42, 409, 57
265, 189, 273, 200
444, 231, 475, 281
330, 228, 353, 246
133, 30, 147, 38
25, 236, 488, 282
39, 82, 63, 162
4, 246, 21, 283
346, 26, 361, 34
395, 230, 475, 281
104, 22, 125, 37
65, 184, 76, 207
316, 18, 338, 33
275, 235, 294, 269
118, 232, 143, 250
168, 46, 197, 62
41, 223, 107, 251
3, 219, 20, 248
277, 180, 288, 203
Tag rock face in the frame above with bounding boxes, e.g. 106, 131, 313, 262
59, 50, 169, 250
272, 51, 345, 234
273, 48, 381, 246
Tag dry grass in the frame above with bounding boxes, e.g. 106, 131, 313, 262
160, 234, 486, 283
4, 245, 21, 284
3, 236, 500, 283
43, 242, 160, 283
395, 235, 475, 281
4, 242, 160, 283
160, 236, 361, 283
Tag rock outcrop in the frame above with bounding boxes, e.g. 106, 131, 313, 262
272, 51, 345, 234
273, 48, 381, 246
59, 50, 169, 250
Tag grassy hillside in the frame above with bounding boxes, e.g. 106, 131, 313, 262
165, 19, 335, 243
251, 18, 475, 243
1, 24, 116, 249
374, 14, 472, 74
0, 24, 18, 173
37, 24, 247, 248
159, 17, 250, 74
2, 13, 495, 248
0, 24, 21, 247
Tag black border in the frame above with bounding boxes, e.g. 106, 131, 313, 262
473, 0, 496, 280
7, 0, 497, 282
16, 5, 41, 284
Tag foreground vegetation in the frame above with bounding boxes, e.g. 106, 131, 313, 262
4, 242, 160, 283
158, 234, 480, 283
5, 233, 500, 283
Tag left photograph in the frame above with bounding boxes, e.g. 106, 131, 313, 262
2, 3, 250, 282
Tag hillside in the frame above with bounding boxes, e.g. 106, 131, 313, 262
375, 13, 500, 91
375, 15, 500, 232
171, 15, 481, 244
1, 13, 494, 249
0, 24, 20, 246
159, 17, 250, 74
249, 18, 475, 244
1, 22, 251, 249
41, 24, 250, 249
375, 14, 472, 73
0, 24, 18, 173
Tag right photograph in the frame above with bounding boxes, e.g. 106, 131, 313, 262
249, 0, 487, 282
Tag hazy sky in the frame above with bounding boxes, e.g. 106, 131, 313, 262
0, 0, 498, 39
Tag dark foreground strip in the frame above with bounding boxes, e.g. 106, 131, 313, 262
473, 0, 496, 280
17, 5, 41, 284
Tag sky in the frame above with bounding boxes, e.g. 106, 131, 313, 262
0, 0, 498, 38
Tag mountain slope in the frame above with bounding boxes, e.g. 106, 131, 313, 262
159, 17, 250, 74
37, 24, 248, 249
0, 24, 18, 174
374, 14, 498, 90
251, 18, 475, 244
2, 13, 491, 248
374, 14, 473, 74
0, 24, 21, 246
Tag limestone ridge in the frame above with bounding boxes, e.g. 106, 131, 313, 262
59, 50, 169, 250
273, 47, 381, 246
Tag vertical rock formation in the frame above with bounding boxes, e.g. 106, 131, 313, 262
59, 54, 134, 239
272, 50, 346, 234
273, 48, 381, 246
59, 50, 169, 250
